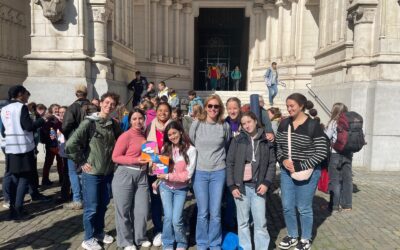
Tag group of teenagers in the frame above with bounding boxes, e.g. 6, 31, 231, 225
0, 83, 355, 250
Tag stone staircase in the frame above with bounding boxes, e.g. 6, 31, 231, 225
177, 90, 290, 116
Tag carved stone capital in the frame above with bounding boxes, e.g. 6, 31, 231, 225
182, 4, 192, 14
172, 3, 183, 10
35, 0, 67, 23
347, 4, 377, 25
0, 5, 11, 21
92, 7, 107, 23
161, 0, 172, 6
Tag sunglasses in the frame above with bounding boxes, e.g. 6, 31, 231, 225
207, 104, 220, 109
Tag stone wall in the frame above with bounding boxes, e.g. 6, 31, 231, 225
312, 0, 400, 171
0, 0, 30, 99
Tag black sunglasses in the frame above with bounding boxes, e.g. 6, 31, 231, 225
207, 104, 220, 109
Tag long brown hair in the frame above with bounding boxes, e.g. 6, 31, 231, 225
328, 102, 348, 125
198, 94, 225, 124
162, 121, 191, 164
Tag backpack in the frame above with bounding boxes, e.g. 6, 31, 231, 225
77, 101, 99, 123
333, 111, 365, 154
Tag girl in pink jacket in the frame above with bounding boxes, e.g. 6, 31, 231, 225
156, 121, 197, 250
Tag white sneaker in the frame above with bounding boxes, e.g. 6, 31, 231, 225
2, 202, 10, 209
81, 238, 102, 250
124, 245, 137, 250
140, 240, 152, 248
152, 233, 162, 247
95, 233, 114, 244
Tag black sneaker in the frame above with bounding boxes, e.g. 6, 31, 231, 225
279, 236, 298, 249
294, 239, 311, 250
41, 179, 53, 186
30, 193, 52, 203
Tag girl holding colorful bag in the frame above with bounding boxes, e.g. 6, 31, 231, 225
157, 121, 197, 250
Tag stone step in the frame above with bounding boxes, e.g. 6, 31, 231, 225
176, 90, 288, 116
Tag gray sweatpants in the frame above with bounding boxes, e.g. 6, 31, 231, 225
112, 166, 150, 247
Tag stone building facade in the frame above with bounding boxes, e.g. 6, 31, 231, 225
0, 0, 399, 171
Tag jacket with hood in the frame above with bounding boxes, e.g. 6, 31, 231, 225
226, 128, 276, 194
65, 113, 121, 175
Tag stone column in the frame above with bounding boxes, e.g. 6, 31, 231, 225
276, 0, 284, 60
264, 4, 274, 63
183, 4, 192, 65
318, 0, 326, 48
114, 0, 121, 42
173, 2, 182, 64
347, 1, 378, 59
253, 6, 263, 65
124, 0, 129, 46
161, 0, 172, 63
150, 0, 159, 61
290, 0, 298, 60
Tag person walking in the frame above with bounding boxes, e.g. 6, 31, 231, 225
65, 92, 121, 250
112, 108, 152, 250
264, 62, 279, 106
187, 91, 203, 117
276, 93, 329, 250
158, 121, 197, 250
226, 111, 276, 250
189, 94, 230, 250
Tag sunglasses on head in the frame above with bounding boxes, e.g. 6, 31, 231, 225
207, 104, 220, 109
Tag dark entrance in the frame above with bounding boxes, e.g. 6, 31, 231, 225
194, 8, 249, 91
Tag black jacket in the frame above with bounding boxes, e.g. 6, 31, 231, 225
62, 98, 90, 139
127, 76, 148, 106
226, 128, 276, 193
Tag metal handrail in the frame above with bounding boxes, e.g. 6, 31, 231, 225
306, 83, 331, 116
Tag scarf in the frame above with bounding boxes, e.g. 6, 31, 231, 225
147, 118, 171, 153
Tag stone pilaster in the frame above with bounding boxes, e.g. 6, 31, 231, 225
161, 0, 172, 63
252, 4, 263, 66
289, 0, 298, 61
347, 0, 378, 60
150, 0, 159, 62
276, 0, 285, 60
183, 4, 192, 66
173, 2, 182, 64
263, 3, 274, 63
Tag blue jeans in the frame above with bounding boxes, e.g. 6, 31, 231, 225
267, 84, 278, 105
82, 173, 111, 241
159, 182, 188, 249
9, 173, 29, 210
193, 169, 226, 250
234, 185, 270, 250
68, 159, 82, 202
280, 167, 321, 240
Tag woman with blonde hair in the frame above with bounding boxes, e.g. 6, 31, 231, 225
189, 94, 230, 250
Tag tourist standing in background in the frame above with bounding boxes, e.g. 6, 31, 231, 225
128, 71, 148, 107
231, 66, 242, 91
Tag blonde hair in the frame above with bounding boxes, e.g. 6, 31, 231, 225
192, 104, 203, 118
198, 94, 225, 124
328, 102, 348, 125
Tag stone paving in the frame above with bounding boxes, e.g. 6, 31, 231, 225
0, 162, 399, 250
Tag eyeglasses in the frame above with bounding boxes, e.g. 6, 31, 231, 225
207, 104, 220, 109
